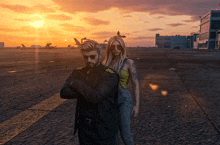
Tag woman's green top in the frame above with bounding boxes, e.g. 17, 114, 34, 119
120, 69, 129, 88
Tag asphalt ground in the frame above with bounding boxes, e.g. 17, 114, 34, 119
0, 48, 220, 144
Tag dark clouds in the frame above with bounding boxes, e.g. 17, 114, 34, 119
52, 0, 219, 21
46, 14, 73, 20
83, 17, 110, 25
0, 3, 56, 14
167, 23, 185, 27
148, 28, 163, 31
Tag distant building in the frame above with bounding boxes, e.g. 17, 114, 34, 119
187, 33, 199, 49
30, 45, 41, 48
196, 10, 220, 49
216, 29, 220, 49
193, 34, 200, 49
155, 34, 190, 49
0, 42, 4, 48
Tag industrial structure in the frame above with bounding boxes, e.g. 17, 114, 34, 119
155, 34, 190, 49
155, 10, 220, 50
0, 42, 4, 48
196, 10, 220, 49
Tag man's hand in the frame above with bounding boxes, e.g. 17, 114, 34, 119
131, 105, 139, 117
69, 79, 81, 88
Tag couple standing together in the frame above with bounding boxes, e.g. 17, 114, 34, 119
60, 32, 140, 145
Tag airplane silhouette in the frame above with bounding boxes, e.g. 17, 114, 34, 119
21, 44, 26, 48
74, 38, 81, 46
44, 43, 57, 49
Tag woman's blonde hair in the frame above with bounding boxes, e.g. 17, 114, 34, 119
104, 36, 126, 73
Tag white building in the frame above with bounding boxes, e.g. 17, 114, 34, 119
197, 10, 220, 49
155, 34, 189, 49
0, 42, 4, 48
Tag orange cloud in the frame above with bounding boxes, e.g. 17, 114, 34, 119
92, 31, 115, 36
167, 23, 185, 27
123, 15, 132, 17
0, 4, 56, 14
0, 26, 19, 32
52, 0, 220, 22
133, 31, 141, 33
1, 34, 36, 41
155, 16, 165, 19
60, 23, 87, 34
191, 26, 198, 28
46, 14, 73, 21
91, 31, 116, 39
148, 28, 163, 31
143, 21, 149, 23
13, 19, 27, 21
83, 17, 110, 26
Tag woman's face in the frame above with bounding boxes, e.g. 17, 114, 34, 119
110, 41, 122, 56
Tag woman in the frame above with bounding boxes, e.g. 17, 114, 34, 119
104, 34, 140, 145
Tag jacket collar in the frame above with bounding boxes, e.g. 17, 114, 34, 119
85, 63, 105, 73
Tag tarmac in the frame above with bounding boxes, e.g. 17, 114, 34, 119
0, 48, 220, 144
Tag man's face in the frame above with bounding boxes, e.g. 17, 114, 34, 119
82, 50, 100, 68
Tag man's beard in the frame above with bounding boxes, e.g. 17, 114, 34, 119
87, 63, 95, 67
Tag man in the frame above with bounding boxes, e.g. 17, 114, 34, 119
60, 40, 119, 145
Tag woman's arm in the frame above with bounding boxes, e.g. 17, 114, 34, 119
128, 59, 140, 117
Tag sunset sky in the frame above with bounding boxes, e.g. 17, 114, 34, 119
0, 0, 219, 47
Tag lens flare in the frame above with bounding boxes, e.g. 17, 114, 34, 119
149, 84, 159, 91
161, 90, 168, 96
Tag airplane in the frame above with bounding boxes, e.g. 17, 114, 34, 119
21, 44, 26, 48
74, 38, 81, 46
74, 38, 107, 49
16, 44, 30, 49
44, 43, 57, 49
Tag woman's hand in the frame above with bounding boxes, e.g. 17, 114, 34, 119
131, 105, 139, 117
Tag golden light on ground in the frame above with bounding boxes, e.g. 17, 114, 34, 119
0, 93, 67, 145
65, 39, 67, 41
8, 71, 16, 73
28, 14, 45, 28
161, 90, 168, 96
149, 84, 159, 91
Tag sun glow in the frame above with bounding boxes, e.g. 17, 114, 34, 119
28, 14, 45, 28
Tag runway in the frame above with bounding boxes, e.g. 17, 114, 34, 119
0, 48, 220, 144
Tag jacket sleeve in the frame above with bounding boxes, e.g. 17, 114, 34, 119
70, 71, 119, 104
60, 71, 81, 99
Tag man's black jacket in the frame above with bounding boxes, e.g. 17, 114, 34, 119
60, 63, 119, 140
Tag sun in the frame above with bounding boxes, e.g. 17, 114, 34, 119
28, 14, 44, 28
